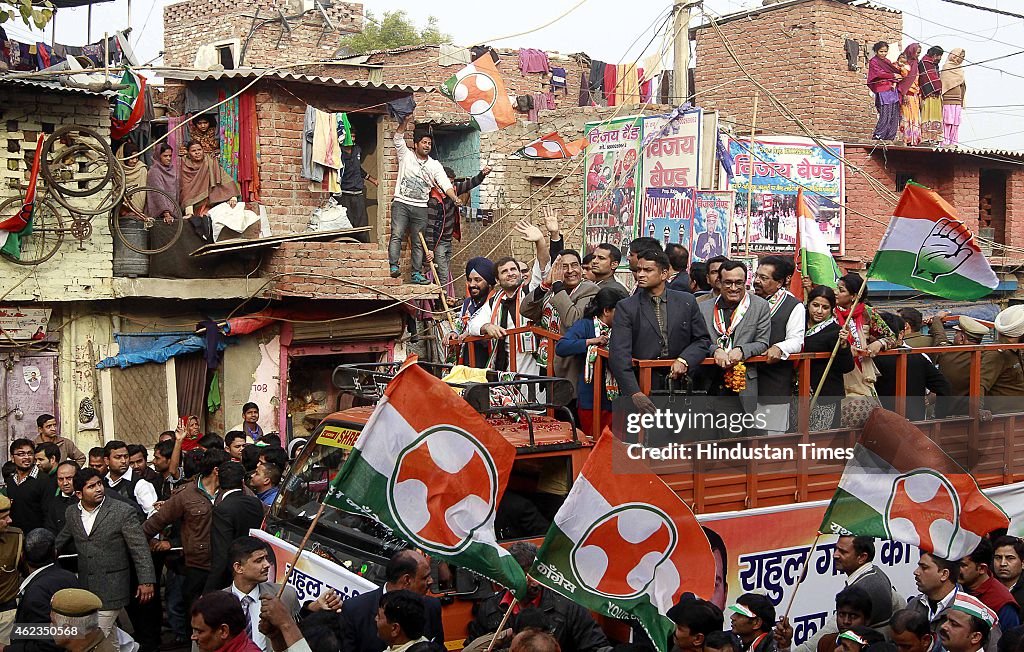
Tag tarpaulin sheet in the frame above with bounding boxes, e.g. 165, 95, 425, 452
96, 331, 226, 369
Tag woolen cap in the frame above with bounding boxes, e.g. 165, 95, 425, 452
51, 589, 102, 617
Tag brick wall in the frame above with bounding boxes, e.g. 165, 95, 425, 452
0, 89, 115, 302
693, 0, 902, 142
162, 0, 363, 69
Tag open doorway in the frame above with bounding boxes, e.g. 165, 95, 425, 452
979, 169, 1007, 256
286, 351, 385, 439
348, 112, 380, 242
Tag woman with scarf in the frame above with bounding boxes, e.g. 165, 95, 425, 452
179, 141, 238, 219
118, 142, 148, 213
919, 46, 945, 144
803, 285, 854, 430
897, 44, 922, 146
941, 48, 967, 146
866, 41, 901, 141
834, 273, 897, 426
555, 286, 627, 435
146, 144, 180, 224
188, 115, 219, 156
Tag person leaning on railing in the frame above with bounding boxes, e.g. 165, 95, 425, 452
803, 286, 855, 431
982, 305, 1024, 416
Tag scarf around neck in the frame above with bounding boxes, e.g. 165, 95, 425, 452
585, 317, 619, 401
713, 293, 751, 349
805, 316, 836, 338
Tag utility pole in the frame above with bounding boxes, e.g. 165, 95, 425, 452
672, 0, 694, 104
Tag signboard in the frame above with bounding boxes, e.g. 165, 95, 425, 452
584, 117, 643, 265
250, 529, 377, 603
0, 307, 50, 340
5, 355, 57, 445
642, 188, 695, 250
698, 482, 1024, 648
641, 109, 702, 190
317, 425, 361, 451
728, 136, 845, 254
692, 190, 734, 263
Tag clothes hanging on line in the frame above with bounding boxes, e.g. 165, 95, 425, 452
519, 48, 550, 74
439, 44, 471, 66
550, 66, 567, 92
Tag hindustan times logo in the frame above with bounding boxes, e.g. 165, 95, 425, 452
625, 409, 768, 437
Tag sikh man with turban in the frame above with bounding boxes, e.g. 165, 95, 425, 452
447, 257, 497, 366
981, 305, 1024, 415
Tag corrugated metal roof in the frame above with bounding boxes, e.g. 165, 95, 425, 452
0, 76, 116, 97
161, 68, 432, 93
847, 142, 1024, 162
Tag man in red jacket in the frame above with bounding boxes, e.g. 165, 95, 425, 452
960, 538, 1021, 630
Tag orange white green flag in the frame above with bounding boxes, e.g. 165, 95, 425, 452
796, 188, 841, 288
820, 409, 1009, 560
531, 431, 715, 652
324, 361, 527, 597
510, 132, 588, 160
870, 182, 998, 300
440, 54, 516, 133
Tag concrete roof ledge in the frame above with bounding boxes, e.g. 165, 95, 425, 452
111, 277, 266, 300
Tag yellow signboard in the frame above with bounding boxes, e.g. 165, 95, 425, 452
316, 425, 361, 450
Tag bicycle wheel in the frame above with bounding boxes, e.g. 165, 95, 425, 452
110, 186, 184, 255
0, 195, 66, 265
52, 156, 126, 216
40, 125, 114, 197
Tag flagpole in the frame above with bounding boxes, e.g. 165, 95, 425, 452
782, 532, 822, 620
485, 597, 518, 652
743, 92, 759, 257
809, 271, 869, 409
276, 501, 329, 598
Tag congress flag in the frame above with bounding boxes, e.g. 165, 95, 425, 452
111, 69, 148, 140
870, 182, 998, 300
510, 132, 588, 160
440, 55, 516, 133
325, 361, 527, 597
531, 432, 715, 652
796, 188, 841, 288
820, 409, 1009, 560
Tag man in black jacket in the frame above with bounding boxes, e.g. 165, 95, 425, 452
6, 529, 80, 652
467, 542, 610, 652
424, 165, 492, 299
666, 243, 692, 294
875, 312, 952, 422
609, 248, 711, 415
7, 439, 45, 534
205, 462, 265, 591
339, 550, 444, 652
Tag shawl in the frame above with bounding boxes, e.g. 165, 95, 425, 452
940, 48, 966, 93
585, 317, 619, 401
189, 120, 219, 155
866, 55, 900, 93
180, 154, 236, 208
118, 144, 148, 212
919, 54, 942, 98
146, 157, 179, 219
898, 62, 919, 97
897, 44, 921, 97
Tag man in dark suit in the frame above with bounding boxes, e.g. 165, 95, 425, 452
7, 439, 46, 534
339, 549, 444, 652
206, 461, 266, 591
12, 528, 80, 628
666, 243, 692, 294
55, 468, 155, 640
609, 248, 711, 415
875, 312, 952, 422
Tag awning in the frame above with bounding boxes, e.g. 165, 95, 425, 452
96, 331, 227, 369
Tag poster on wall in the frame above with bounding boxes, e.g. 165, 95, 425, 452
642, 187, 695, 250
696, 482, 1024, 648
584, 117, 642, 265
641, 109, 702, 191
0, 307, 50, 340
728, 136, 844, 254
692, 190, 734, 263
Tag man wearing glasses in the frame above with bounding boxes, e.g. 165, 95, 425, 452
6, 439, 46, 533
522, 250, 600, 382
698, 259, 771, 436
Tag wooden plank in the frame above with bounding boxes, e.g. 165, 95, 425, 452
189, 227, 372, 257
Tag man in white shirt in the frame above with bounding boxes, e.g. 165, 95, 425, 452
752, 255, 805, 434
225, 536, 300, 652
390, 113, 461, 285
103, 440, 158, 517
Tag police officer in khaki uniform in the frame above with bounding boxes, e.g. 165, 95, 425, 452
983, 305, 1024, 416
929, 313, 991, 416
0, 495, 21, 645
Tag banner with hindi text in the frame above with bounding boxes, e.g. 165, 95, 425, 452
642, 187, 695, 251
692, 191, 734, 263
584, 117, 643, 268
641, 109, 702, 191
727, 136, 845, 255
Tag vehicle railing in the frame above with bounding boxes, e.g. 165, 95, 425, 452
458, 325, 1024, 440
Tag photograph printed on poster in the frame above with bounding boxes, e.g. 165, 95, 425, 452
642, 187, 695, 251
584, 118, 642, 263
728, 136, 845, 254
692, 191, 734, 262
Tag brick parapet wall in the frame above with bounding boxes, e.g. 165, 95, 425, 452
0, 90, 116, 302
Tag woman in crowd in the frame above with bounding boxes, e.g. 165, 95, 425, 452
834, 273, 897, 426
146, 143, 180, 224
118, 142, 148, 214
179, 141, 237, 219
941, 48, 967, 146
919, 46, 945, 144
555, 287, 626, 435
866, 41, 902, 141
188, 114, 219, 155
897, 44, 922, 146
803, 286, 855, 430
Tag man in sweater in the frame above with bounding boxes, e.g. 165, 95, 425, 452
960, 538, 1020, 630
389, 114, 462, 285
424, 165, 491, 299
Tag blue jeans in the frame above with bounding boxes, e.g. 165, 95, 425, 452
433, 238, 453, 290
163, 566, 188, 639
389, 200, 427, 274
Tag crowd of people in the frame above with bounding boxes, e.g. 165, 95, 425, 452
442, 229, 1024, 436
866, 42, 967, 146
